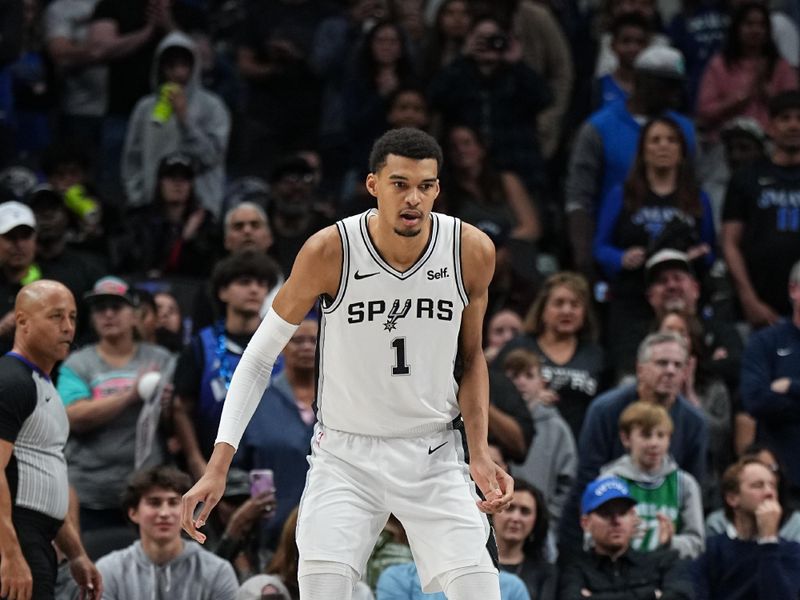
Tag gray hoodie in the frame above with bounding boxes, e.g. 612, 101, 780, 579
512, 403, 577, 524
121, 31, 231, 218
600, 453, 705, 559
96, 539, 238, 600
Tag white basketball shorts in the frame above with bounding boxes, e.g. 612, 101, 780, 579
295, 422, 497, 592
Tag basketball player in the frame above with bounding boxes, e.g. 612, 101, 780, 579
181, 128, 513, 600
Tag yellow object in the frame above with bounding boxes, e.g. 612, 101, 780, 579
152, 83, 179, 123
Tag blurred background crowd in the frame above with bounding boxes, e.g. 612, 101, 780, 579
0, 0, 799, 597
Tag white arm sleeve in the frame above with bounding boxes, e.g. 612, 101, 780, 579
214, 309, 299, 449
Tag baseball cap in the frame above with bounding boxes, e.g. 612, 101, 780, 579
634, 46, 686, 80
26, 185, 64, 212
84, 276, 137, 306
157, 152, 194, 179
721, 116, 766, 144
645, 248, 694, 285
581, 477, 637, 514
224, 468, 251, 500
0, 200, 36, 235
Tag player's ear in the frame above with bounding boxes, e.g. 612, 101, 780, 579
366, 173, 379, 198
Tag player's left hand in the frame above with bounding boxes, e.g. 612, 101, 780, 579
69, 554, 103, 600
470, 455, 514, 514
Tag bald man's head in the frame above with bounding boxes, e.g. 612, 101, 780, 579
14, 279, 76, 371
16, 279, 73, 313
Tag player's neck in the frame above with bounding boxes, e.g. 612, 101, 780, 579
371, 214, 431, 271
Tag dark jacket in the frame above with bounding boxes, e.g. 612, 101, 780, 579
740, 319, 800, 489
692, 533, 800, 599
560, 547, 694, 599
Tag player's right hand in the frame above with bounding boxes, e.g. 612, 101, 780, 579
181, 469, 227, 543
0, 549, 33, 600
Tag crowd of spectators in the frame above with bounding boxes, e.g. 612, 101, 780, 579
0, 0, 799, 597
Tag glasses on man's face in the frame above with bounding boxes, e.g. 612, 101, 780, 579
91, 299, 127, 313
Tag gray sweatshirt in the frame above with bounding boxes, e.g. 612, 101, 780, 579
600, 453, 705, 559
512, 403, 577, 523
97, 540, 238, 600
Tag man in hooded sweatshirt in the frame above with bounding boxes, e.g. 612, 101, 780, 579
121, 31, 230, 219
96, 465, 238, 599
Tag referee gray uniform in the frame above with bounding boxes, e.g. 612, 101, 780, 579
0, 352, 70, 599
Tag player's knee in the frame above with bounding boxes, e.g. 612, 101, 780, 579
439, 566, 500, 600
298, 559, 359, 583
298, 560, 359, 600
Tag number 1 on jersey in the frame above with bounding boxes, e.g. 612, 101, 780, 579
391, 337, 410, 375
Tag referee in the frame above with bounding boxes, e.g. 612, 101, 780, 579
0, 281, 101, 600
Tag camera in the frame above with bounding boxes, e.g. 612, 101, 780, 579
485, 33, 509, 52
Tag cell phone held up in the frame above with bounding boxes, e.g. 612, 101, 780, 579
249, 469, 275, 497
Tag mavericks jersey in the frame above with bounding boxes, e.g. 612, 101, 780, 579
317, 209, 469, 437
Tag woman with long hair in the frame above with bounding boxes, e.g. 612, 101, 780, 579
493, 478, 557, 600
442, 124, 541, 310
593, 116, 715, 378
343, 20, 418, 175
696, 2, 797, 137
419, 0, 472, 83
495, 271, 605, 439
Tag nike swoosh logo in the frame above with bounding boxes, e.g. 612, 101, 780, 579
428, 441, 448, 455
777, 348, 793, 357
354, 271, 379, 280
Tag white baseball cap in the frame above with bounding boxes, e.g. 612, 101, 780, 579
0, 201, 36, 235
634, 46, 686, 80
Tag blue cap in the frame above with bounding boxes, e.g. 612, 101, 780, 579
581, 477, 637, 514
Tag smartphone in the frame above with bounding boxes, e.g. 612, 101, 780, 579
249, 469, 275, 497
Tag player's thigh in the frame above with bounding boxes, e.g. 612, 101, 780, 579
387, 430, 492, 592
296, 428, 389, 573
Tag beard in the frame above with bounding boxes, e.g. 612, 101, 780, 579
394, 227, 422, 238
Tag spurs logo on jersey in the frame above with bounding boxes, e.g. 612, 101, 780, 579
345, 297, 454, 328
318, 209, 469, 437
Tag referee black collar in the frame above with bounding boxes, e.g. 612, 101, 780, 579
6, 351, 51, 382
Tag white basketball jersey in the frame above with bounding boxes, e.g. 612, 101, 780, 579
317, 209, 469, 437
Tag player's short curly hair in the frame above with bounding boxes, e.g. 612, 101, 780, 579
368, 127, 443, 174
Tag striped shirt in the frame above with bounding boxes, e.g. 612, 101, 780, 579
0, 353, 69, 520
